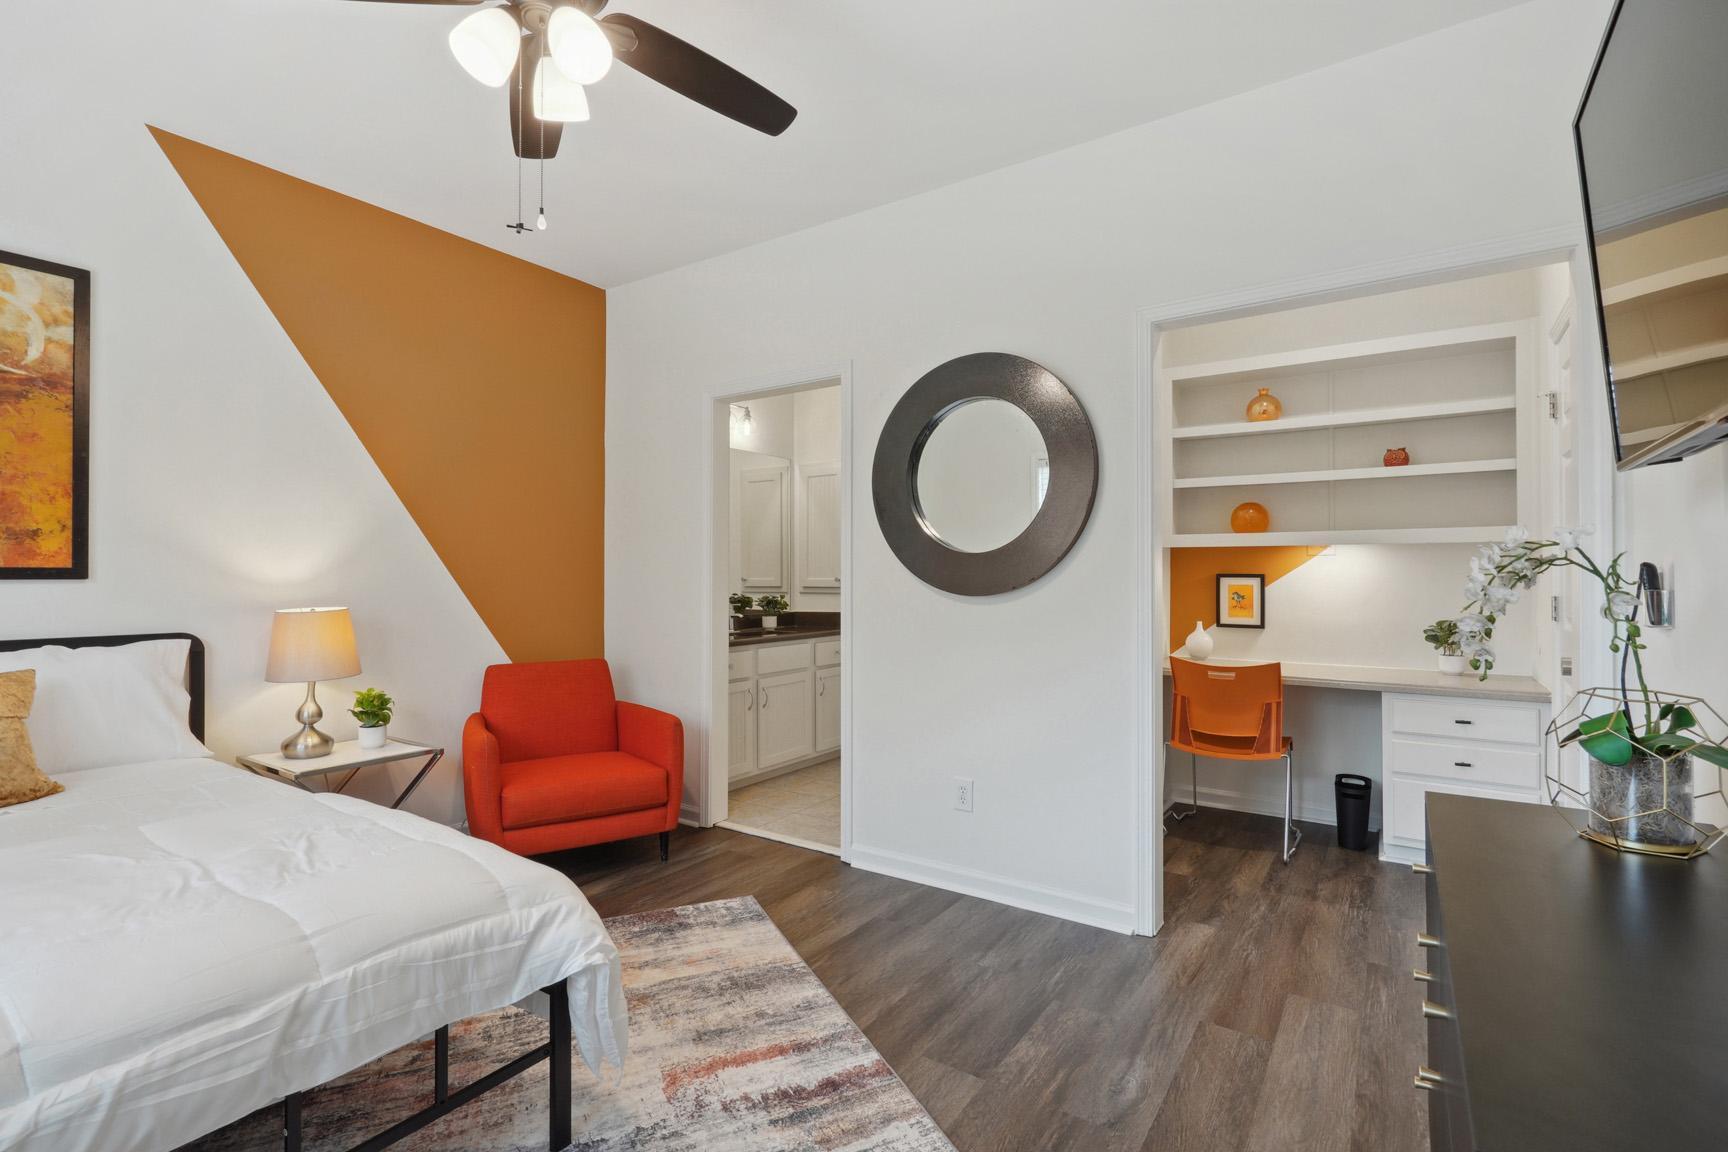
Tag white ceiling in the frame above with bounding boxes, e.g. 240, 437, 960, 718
64, 0, 1529, 286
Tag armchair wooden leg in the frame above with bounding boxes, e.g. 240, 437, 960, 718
659, 831, 670, 862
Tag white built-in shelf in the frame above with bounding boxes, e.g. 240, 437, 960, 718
1172, 396, 1515, 441
1157, 319, 1536, 546
1172, 458, 1517, 491
1612, 340, 1728, 384
1167, 526, 1514, 548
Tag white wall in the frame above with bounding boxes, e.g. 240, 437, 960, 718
0, 17, 507, 824
606, 0, 1614, 929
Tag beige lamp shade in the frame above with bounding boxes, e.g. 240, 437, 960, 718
265, 607, 361, 684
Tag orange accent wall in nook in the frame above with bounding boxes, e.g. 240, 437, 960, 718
152, 128, 604, 663
1169, 547, 1324, 651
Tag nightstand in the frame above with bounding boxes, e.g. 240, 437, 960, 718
237, 739, 445, 810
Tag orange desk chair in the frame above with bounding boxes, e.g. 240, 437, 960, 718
1167, 657, 1301, 863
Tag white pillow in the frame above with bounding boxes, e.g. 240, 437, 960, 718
0, 639, 210, 773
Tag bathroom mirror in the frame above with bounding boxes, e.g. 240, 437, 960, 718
914, 398, 1049, 553
874, 352, 1096, 596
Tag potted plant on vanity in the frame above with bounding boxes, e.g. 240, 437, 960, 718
756, 594, 789, 630
1440, 527, 1728, 857
729, 593, 754, 632
349, 688, 394, 750
1424, 618, 1470, 675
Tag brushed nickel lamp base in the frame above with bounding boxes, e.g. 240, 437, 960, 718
281, 681, 336, 759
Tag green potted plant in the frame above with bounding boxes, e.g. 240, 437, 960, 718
729, 593, 754, 631
1450, 527, 1728, 855
350, 687, 395, 750
1423, 618, 1468, 675
756, 594, 789, 629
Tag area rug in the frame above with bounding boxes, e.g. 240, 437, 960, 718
181, 897, 955, 1151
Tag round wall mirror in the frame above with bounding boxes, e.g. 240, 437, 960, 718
874, 353, 1097, 596
914, 398, 1049, 553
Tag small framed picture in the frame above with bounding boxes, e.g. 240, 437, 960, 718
1216, 573, 1265, 629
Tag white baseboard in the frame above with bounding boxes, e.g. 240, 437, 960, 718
847, 843, 1136, 935
1169, 782, 1381, 832
679, 803, 702, 828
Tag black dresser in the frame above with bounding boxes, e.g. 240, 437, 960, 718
1422, 793, 1728, 1151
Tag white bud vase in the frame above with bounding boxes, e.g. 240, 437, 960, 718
1184, 621, 1214, 661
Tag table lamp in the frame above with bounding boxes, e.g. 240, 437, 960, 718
266, 607, 361, 759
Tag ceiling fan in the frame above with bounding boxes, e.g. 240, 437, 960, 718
349, 0, 798, 160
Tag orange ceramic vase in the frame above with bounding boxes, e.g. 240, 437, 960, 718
1245, 388, 1283, 422
1230, 502, 1271, 533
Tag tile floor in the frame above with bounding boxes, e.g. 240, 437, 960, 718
726, 758, 840, 849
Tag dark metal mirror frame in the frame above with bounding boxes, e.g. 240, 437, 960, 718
873, 352, 1097, 596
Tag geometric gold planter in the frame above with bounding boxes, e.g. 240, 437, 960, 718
1546, 687, 1727, 859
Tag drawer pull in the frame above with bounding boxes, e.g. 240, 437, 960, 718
1411, 863, 1434, 875
1453, 761, 1473, 768
1422, 999, 1454, 1021
1413, 968, 1434, 983
1453, 719, 1473, 725
1413, 1075, 1437, 1092
1416, 1066, 1444, 1084
1416, 932, 1443, 949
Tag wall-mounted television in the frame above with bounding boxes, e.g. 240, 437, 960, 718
1575, 0, 1728, 470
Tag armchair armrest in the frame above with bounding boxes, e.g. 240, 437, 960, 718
462, 711, 505, 845
618, 701, 685, 830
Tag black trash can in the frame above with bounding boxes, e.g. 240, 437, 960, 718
1334, 774, 1372, 851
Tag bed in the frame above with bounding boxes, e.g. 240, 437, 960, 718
0, 635, 627, 1152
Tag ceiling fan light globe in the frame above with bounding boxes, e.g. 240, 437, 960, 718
548, 6, 613, 85
448, 7, 520, 88
533, 57, 591, 122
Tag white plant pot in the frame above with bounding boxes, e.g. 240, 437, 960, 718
1183, 620, 1214, 662
358, 725, 389, 749
1437, 653, 1470, 676
761, 615, 779, 630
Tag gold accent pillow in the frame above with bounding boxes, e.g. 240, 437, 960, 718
0, 669, 62, 809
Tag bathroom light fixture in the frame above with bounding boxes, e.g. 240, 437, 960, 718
731, 404, 754, 439
448, 7, 521, 88
547, 5, 614, 85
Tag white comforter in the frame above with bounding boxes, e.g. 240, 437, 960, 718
0, 758, 627, 1152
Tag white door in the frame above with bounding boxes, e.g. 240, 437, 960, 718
739, 465, 789, 591
727, 679, 757, 780
815, 666, 841, 753
756, 668, 814, 769
799, 462, 842, 591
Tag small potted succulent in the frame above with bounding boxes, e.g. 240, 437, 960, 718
1423, 618, 1469, 675
756, 594, 789, 630
349, 687, 395, 750
729, 593, 754, 631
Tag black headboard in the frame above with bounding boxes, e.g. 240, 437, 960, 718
0, 633, 206, 741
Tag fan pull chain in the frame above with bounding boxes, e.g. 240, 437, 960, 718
508, 44, 529, 234
537, 38, 548, 230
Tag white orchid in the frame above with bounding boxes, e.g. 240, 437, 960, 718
1607, 590, 1638, 620
1455, 613, 1491, 637
1502, 526, 1530, 548
1553, 526, 1594, 551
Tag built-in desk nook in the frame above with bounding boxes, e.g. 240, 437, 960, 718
1162, 659, 1550, 864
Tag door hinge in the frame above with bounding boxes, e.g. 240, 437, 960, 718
1551, 594, 1561, 622
1543, 391, 1560, 420
1560, 656, 1575, 678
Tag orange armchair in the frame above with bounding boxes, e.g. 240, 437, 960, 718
463, 659, 684, 860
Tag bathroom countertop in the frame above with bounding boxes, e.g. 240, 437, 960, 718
728, 626, 842, 649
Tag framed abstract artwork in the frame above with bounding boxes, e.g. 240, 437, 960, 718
1216, 572, 1265, 629
0, 250, 89, 579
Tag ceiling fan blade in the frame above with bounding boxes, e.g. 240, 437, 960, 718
509, 34, 565, 160
600, 13, 796, 136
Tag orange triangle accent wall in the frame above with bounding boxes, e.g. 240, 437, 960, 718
1169, 547, 1323, 652
151, 127, 605, 663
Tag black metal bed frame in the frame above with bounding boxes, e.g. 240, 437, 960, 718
3, 633, 577, 1152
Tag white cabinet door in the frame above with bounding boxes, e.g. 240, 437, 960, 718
756, 668, 814, 770
727, 679, 756, 780
815, 666, 841, 753
739, 464, 789, 591
799, 461, 841, 591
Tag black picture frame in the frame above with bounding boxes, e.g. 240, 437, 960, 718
1216, 573, 1266, 630
0, 248, 89, 579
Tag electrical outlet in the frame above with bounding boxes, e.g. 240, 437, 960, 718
954, 777, 974, 813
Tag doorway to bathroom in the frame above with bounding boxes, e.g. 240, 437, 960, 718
704, 368, 851, 856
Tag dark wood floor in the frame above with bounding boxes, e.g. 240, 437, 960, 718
547, 809, 1428, 1152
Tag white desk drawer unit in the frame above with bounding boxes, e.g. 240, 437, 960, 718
1381, 693, 1549, 865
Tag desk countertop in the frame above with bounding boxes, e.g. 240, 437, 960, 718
1162, 658, 1549, 703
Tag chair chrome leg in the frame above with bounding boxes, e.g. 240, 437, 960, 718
1282, 751, 1303, 863
1164, 744, 1200, 824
